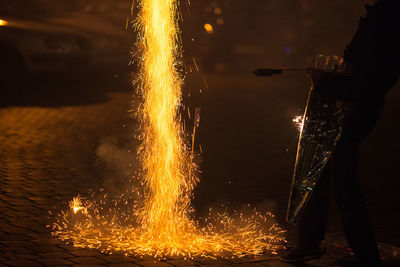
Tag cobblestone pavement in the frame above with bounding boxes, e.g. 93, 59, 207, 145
0, 90, 399, 267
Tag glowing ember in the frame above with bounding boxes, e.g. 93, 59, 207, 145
204, 23, 214, 34
52, 0, 285, 259
0, 19, 8, 26
293, 115, 304, 132
69, 196, 87, 214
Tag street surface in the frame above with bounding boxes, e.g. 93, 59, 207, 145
0, 73, 400, 266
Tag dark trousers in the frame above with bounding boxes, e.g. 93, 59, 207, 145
297, 140, 380, 265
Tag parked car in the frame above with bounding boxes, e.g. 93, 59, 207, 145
47, 13, 133, 71
0, 17, 93, 88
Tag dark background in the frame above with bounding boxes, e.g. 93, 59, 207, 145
1, 0, 399, 248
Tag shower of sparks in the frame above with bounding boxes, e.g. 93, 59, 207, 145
293, 115, 304, 132
69, 196, 87, 215
52, 0, 285, 259
136, 0, 194, 241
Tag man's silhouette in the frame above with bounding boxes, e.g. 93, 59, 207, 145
281, 0, 400, 266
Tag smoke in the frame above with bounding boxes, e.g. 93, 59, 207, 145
95, 133, 140, 193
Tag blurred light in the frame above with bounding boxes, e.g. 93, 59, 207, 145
204, 23, 214, 34
84, 5, 93, 12
0, 19, 8, 26
293, 115, 304, 132
284, 46, 292, 54
216, 18, 224, 25
204, 6, 212, 13
214, 8, 222, 15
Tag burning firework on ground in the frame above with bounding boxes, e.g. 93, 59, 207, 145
52, 0, 285, 258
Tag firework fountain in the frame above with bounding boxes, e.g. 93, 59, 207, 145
52, 0, 285, 258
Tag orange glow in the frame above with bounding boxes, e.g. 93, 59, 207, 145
52, 0, 285, 259
204, 23, 214, 33
214, 8, 222, 15
216, 18, 224, 25
0, 19, 8, 26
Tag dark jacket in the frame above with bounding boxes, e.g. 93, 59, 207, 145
333, 0, 399, 142
344, 0, 400, 96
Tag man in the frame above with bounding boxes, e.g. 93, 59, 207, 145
281, 0, 400, 266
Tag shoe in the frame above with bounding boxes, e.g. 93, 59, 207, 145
280, 246, 326, 263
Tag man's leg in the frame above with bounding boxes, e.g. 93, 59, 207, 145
297, 167, 331, 249
331, 141, 380, 266
281, 168, 330, 262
